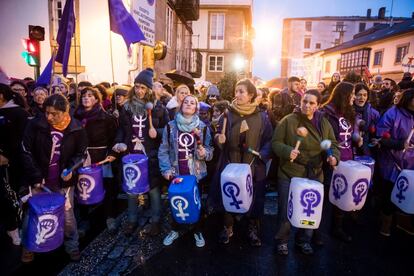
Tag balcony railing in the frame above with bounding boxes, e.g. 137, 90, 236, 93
175, 0, 200, 21
189, 49, 202, 78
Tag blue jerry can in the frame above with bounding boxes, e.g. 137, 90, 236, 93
168, 175, 201, 224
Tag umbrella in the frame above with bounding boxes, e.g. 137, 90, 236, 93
165, 69, 195, 86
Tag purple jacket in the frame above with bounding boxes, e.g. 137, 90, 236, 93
376, 106, 414, 182
354, 103, 380, 156
321, 104, 354, 161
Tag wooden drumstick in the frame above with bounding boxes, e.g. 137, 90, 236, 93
145, 102, 157, 138
403, 127, 414, 153
290, 127, 308, 162
221, 112, 227, 135
218, 110, 228, 144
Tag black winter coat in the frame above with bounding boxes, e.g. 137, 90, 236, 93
115, 100, 169, 188
21, 116, 88, 188
74, 106, 118, 163
0, 104, 30, 190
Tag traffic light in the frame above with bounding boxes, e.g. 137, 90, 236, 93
21, 38, 40, 67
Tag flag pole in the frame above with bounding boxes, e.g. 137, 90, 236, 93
109, 30, 115, 84
74, 22, 79, 107
48, 48, 57, 96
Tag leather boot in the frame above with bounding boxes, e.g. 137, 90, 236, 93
379, 212, 392, 236
247, 219, 262, 247
332, 214, 352, 242
396, 212, 414, 236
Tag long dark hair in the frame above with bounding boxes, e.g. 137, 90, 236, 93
323, 81, 356, 124
397, 88, 414, 110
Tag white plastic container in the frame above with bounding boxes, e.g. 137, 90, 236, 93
288, 177, 324, 229
221, 163, 253, 213
391, 170, 414, 214
329, 160, 371, 211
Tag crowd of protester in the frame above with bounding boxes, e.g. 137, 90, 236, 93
1, 69, 413, 263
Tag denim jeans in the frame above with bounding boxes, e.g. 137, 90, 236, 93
22, 186, 79, 253
127, 186, 161, 224
275, 178, 312, 244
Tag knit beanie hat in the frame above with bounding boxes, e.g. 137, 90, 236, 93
134, 68, 154, 89
207, 85, 220, 96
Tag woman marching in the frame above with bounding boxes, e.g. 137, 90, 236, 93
353, 83, 380, 156
73, 87, 119, 233
0, 84, 30, 246
212, 79, 273, 247
321, 82, 360, 242
21, 94, 87, 262
113, 68, 169, 236
376, 88, 414, 236
158, 94, 213, 247
272, 90, 340, 255
166, 84, 191, 120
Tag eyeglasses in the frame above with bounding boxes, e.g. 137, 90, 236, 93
12, 88, 25, 92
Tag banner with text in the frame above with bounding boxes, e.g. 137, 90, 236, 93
131, 0, 156, 47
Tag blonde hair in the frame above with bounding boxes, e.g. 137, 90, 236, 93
175, 84, 191, 96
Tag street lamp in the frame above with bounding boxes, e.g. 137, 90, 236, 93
233, 56, 245, 71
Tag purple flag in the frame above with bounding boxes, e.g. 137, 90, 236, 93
0, 66, 10, 85
37, 58, 53, 86
109, 0, 145, 48
55, 0, 75, 77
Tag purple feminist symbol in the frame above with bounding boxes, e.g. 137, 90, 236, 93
352, 179, 369, 205
396, 176, 409, 203
300, 189, 321, 217
246, 175, 253, 197
223, 182, 242, 209
288, 192, 293, 219
332, 174, 348, 200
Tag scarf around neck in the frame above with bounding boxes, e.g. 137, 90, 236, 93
230, 99, 258, 116
51, 112, 71, 131
124, 96, 147, 116
75, 104, 102, 127
175, 112, 200, 133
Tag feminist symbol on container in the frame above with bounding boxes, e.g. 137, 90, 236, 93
396, 176, 409, 203
124, 164, 141, 190
193, 186, 201, 210
178, 133, 194, 158
288, 192, 293, 219
352, 179, 369, 205
77, 174, 95, 201
338, 117, 352, 148
35, 214, 58, 245
223, 182, 242, 209
332, 174, 348, 200
171, 196, 189, 221
300, 189, 321, 217
246, 175, 253, 197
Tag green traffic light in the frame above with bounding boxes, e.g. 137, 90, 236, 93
21, 51, 39, 66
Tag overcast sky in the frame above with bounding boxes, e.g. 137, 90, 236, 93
252, 0, 414, 80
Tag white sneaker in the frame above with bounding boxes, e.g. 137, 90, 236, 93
194, 232, 205, 248
163, 230, 179, 246
7, 228, 21, 246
